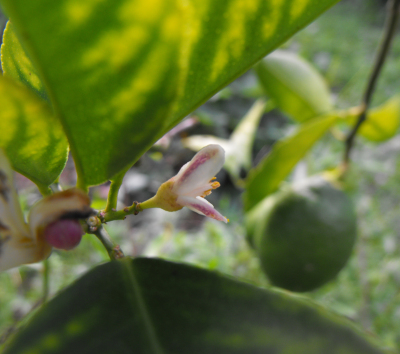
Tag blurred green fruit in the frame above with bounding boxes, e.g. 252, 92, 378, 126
246, 175, 357, 292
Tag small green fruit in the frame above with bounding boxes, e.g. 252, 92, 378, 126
246, 175, 357, 292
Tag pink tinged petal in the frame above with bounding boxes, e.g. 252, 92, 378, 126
173, 145, 225, 195
177, 195, 228, 223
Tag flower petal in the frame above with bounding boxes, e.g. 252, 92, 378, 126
172, 145, 225, 195
28, 188, 93, 244
177, 195, 228, 223
0, 235, 51, 272
0, 148, 50, 271
183, 183, 216, 198
0, 149, 31, 239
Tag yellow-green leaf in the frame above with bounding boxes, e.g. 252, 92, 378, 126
0, 75, 68, 189
255, 50, 333, 122
1, 22, 48, 101
244, 113, 339, 211
356, 96, 400, 142
0, 0, 340, 187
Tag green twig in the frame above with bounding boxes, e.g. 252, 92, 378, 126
93, 226, 125, 260
37, 183, 52, 197
344, 0, 400, 164
98, 201, 142, 223
76, 175, 88, 194
104, 171, 125, 213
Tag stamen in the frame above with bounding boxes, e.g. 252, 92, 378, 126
211, 181, 220, 189
201, 189, 212, 197
209, 177, 217, 182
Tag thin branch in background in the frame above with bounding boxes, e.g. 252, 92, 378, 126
344, 0, 400, 164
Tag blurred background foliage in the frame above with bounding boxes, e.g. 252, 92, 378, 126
1, 0, 400, 351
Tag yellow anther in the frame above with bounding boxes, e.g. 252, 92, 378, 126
201, 189, 212, 197
211, 181, 220, 189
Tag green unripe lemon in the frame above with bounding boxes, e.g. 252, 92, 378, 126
246, 175, 357, 292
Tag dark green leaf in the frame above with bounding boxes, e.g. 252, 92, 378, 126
244, 114, 338, 211
3, 258, 385, 354
0, 0, 341, 187
0, 75, 68, 189
255, 50, 333, 122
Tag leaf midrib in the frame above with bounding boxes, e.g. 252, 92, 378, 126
120, 258, 164, 354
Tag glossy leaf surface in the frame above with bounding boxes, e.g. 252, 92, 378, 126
244, 114, 338, 211
0, 0, 340, 187
3, 258, 384, 354
1, 22, 49, 101
0, 75, 68, 189
255, 50, 333, 122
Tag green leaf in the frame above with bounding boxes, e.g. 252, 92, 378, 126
0, 75, 68, 189
1, 21, 49, 101
255, 50, 333, 122
3, 258, 385, 354
0, 0, 340, 187
183, 99, 268, 183
353, 96, 400, 142
244, 114, 338, 211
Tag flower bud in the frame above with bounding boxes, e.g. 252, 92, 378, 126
44, 219, 84, 250
29, 188, 93, 251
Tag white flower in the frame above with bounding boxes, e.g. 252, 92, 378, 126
140, 144, 228, 223
0, 149, 92, 272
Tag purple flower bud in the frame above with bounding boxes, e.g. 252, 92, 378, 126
44, 219, 84, 250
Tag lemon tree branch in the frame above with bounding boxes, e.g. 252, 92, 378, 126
344, 0, 400, 164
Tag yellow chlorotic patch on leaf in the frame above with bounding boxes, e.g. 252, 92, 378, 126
262, 0, 282, 39
179, 0, 209, 70
81, 0, 173, 71
210, 0, 261, 81
81, 26, 150, 70
64, 0, 103, 25
119, 0, 164, 24
290, 0, 311, 21
162, 13, 181, 41
106, 45, 173, 125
